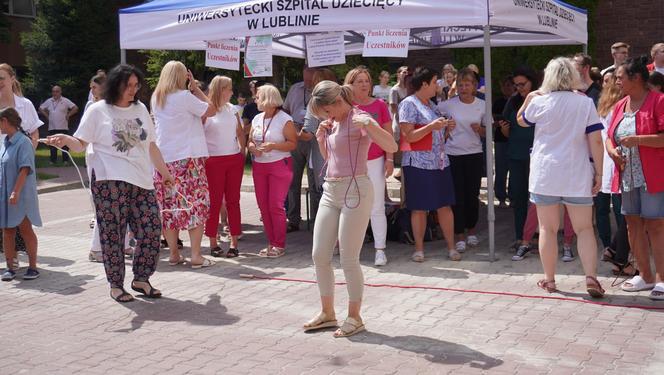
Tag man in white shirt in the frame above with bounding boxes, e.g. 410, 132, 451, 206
282, 67, 316, 231
39, 85, 78, 164
600, 42, 630, 77
648, 43, 664, 74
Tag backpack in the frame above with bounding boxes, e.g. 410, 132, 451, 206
385, 207, 440, 244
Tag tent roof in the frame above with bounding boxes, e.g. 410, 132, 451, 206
119, 0, 587, 55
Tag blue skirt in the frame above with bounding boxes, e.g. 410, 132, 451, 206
403, 166, 455, 211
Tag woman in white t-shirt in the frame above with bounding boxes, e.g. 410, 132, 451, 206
151, 61, 216, 269
517, 57, 606, 298
203, 76, 246, 258
0, 64, 44, 148
84, 73, 136, 263
248, 85, 297, 258
372, 71, 391, 102
46, 65, 174, 302
438, 68, 487, 254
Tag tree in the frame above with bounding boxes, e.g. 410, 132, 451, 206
21, 0, 119, 107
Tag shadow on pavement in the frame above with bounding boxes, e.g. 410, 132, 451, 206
116, 293, 240, 332
349, 332, 504, 369
12, 270, 95, 295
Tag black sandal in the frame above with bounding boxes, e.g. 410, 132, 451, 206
601, 247, 617, 263
131, 280, 162, 298
226, 248, 239, 258
210, 246, 224, 257
110, 288, 134, 303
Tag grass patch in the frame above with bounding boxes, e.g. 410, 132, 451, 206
35, 146, 86, 168
37, 172, 58, 180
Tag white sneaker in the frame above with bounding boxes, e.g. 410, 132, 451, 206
467, 235, 479, 247
455, 241, 467, 253
374, 250, 387, 266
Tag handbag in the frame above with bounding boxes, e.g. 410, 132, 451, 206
400, 123, 432, 151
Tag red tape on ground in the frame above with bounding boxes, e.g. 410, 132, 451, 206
239, 274, 664, 311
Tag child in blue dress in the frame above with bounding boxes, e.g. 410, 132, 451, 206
0, 107, 41, 281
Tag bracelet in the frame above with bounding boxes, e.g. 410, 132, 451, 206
386, 159, 394, 162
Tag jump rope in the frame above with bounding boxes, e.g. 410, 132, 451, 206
37, 128, 659, 311
321, 108, 365, 209
37, 139, 194, 216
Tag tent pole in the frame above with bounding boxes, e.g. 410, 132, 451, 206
483, 24, 496, 262
121, 49, 127, 64
583, 44, 588, 54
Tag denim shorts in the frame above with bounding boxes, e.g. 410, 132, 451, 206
621, 186, 664, 218
530, 193, 593, 206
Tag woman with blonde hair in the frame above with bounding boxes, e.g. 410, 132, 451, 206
300, 68, 338, 219
204, 76, 245, 258
303, 80, 397, 337
151, 60, 216, 269
372, 70, 391, 102
248, 84, 297, 258
517, 57, 605, 297
344, 67, 393, 266
596, 73, 633, 275
0, 64, 43, 147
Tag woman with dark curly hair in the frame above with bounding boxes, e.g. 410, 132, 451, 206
45, 64, 174, 302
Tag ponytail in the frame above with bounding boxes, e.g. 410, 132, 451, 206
0, 107, 28, 137
0, 63, 23, 96
309, 80, 355, 120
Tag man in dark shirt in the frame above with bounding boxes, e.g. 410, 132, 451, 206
493, 75, 514, 207
241, 80, 268, 140
573, 53, 601, 107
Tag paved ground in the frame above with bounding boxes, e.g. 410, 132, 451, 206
2, 187, 664, 374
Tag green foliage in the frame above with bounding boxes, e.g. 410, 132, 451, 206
452, 0, 598, 96
21, 0, 119, 107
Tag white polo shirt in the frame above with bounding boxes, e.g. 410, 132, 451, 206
523, 91, 603, 198
152, 90, 209, 163
40, 96, 76, 131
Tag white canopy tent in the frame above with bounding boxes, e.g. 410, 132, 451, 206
119, 0, 589, 260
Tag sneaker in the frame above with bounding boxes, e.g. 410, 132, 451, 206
467, 235, 479, 247
23, 268, 40, 280
562, 245, 575, 262
374, 250, 387, 266
455, 241, 467, 253
1, 269, 16, 281
512, 245, 531, 261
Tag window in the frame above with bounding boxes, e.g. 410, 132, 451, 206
3, 0, 36, 18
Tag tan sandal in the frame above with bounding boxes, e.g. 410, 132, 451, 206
333, 317, 365, 338
168, 254, 186, 266
191, 257, 215, 269
303, 312, 338, 332
266, 247, 285, 258
537, 279, 557, 293
448, 249, 461, 261
586, 276, 605, 299
411, 251, 424, 262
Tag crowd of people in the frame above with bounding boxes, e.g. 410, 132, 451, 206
0, 40, 663, 336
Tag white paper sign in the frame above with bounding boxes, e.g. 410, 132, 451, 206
244, 35, 272, 77
362, 29, 410, 58
305, 32, 346, 68
205, 39, 241, 70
